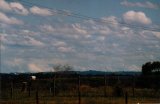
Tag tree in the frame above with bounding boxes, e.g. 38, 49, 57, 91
53, 64, 73, 72
142, 61, 160, 75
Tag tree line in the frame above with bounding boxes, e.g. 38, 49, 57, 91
142, 61, 160, 75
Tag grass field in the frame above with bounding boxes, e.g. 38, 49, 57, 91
1, 85, 160, 104
1, 75, 160, 104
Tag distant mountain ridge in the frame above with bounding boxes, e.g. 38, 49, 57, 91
0, 70, 141, 76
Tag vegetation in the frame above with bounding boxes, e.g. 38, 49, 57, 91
142, 61, 160, 75
0, 62, 160, 104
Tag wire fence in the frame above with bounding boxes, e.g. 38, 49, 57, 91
1, 74, 160, 104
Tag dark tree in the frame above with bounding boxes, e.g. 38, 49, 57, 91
142, 61, 160, 75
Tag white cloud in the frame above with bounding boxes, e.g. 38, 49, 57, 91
101, 16, 119, 28
0, 0, 28, 15
123, 11, 152, 25
54, 41, 67, 47
57, 46, 74, 53
28, 63, 43, 72
2, 33, 44, 47
0, 12, 23, 25
121, 1, 159, 9
39, 23, 90, 39
0, 0, 11, 11
72, 23, 88, 35
22, 36, 44, 47
10, 2, 29, 15
30, 6, 53, 16
126, 65, 141, 71
40, 24, 55, 33
152, 32, 160, 39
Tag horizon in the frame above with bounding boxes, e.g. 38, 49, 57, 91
0, 0, 160, 73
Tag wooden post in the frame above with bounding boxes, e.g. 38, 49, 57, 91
53, 75, 56, 96
78, 75, 81, 104
28, 81, 31, 97
36, 88, 39, 104
10, 87, 13, 99
104, 74, 107, 97
125, 92, 128, 104
132, 76, 135, 97
10, 82, 13, 99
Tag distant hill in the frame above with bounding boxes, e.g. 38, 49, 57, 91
0, 70, 141, 77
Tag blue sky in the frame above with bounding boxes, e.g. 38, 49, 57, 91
0, 0, 160, 73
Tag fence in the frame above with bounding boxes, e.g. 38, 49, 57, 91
0, 74, 160, 104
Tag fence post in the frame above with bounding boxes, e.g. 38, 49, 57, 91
10, 86, 13, 99
78, 75, 81, 104
132, 76, 135, 97
53, 75, 56, 97
104, 74, 107, 97
28, 81, 31, 97
125, 91, 128, 104
36, 88, 39, 104
10, 82, 13, 99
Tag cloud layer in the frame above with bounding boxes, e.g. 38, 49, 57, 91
0, 0, 29, 15
0, 12, 23, 25
0, 0, 160, 73
121, 1, 159, 9
30, 6, 53, 16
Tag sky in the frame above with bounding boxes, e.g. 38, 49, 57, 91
0, 0, 160, 73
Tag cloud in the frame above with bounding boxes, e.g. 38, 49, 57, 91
126, 65, 141, 71
121, 1, 159, 9
53, 41, 67, 47
152, 32, 160, 39
0, 0, 11, 11
0, 12, 23, 25
0, 0, 29, 15
123, 11, 152, 25
30, 6, 53, 16
57, 46, 74, 53
24, 36, 44, 47
2, 33, 44, 47
10, 2, 29, 15
28, 63, 43, 72
101, 16, 119, 28
72, 23, 88, 35
40, 24, 55, 33
1, 11, 159, 72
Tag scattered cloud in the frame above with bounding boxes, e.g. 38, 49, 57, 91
123, 11, 152, 25
1, 0, 159, 72
121, 1, 159, 9
152, 32, 160, 39
0, 0, 29, 15
126, 65, 141, 71
10, 2, 29, 15
0, 0, 11, 11
2, 33, 44, 47
0, 12, 23, 25
24, 36, 44, 47
57, 46, 74, 53
40, 24, 55, 33
101, 16, 119, 28
53, 41, 67, 47
28, 63, 43, 72
30, 6, 53, 16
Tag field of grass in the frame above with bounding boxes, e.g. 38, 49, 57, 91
1, 85, 160, 104
1, 96, 160, 104
1, 75, 160, 104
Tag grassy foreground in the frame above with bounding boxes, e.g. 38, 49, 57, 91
1, 96, 160, 104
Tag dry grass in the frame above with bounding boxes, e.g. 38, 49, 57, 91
1, 97, 160, 104
1, 87, 160, 104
